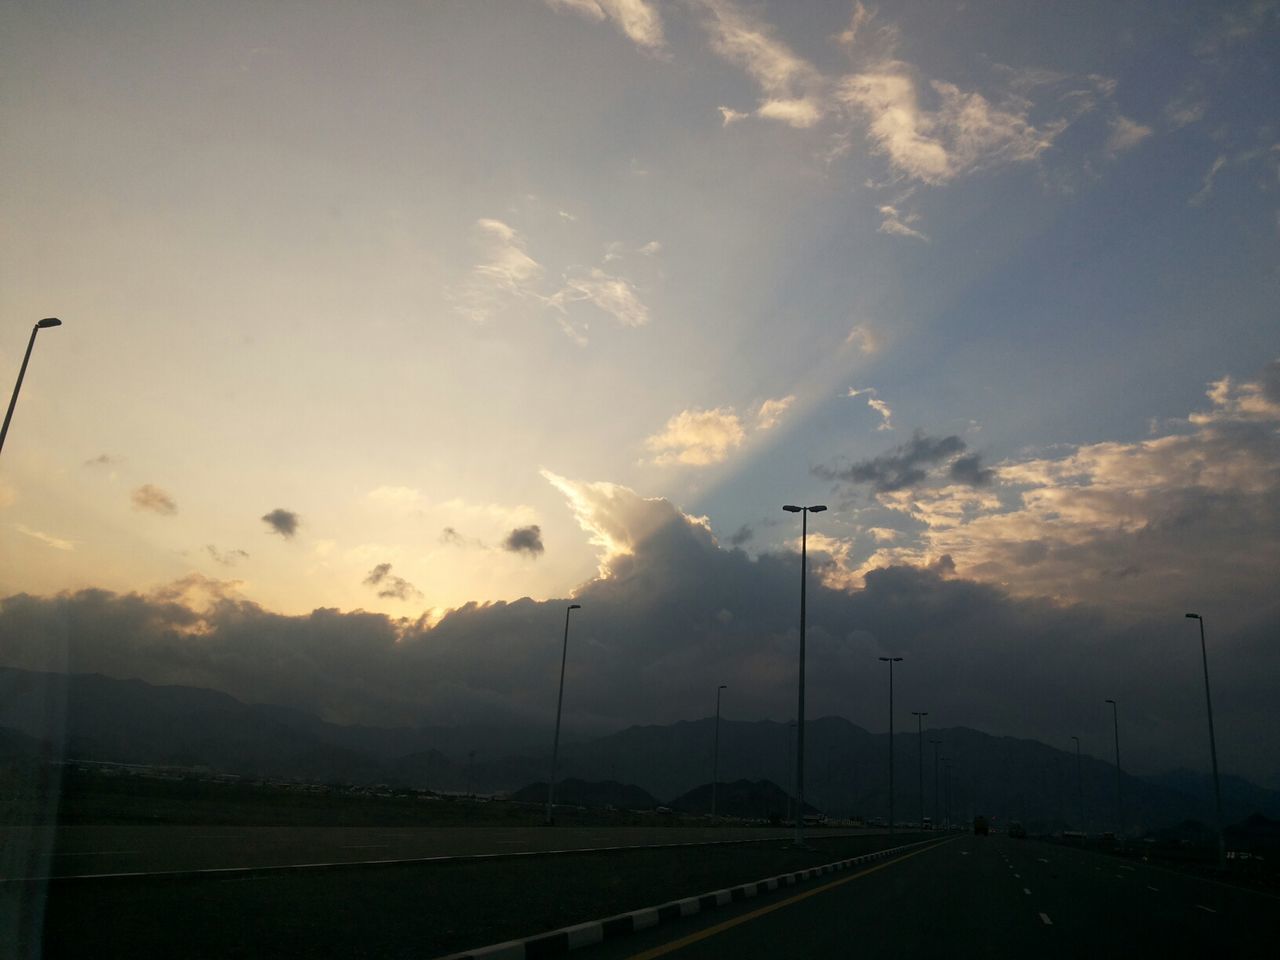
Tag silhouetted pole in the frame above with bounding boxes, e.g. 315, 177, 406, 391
1071, 736, 1083, 832
784, 719, 796, 824
879, 655, 903, 835
1186, 613, 1226, 870
712, 683, 727, 819
912, 711, 928, 831
546, 603, 581, 825
1, 318, 62, 460
930, 737, 942, 828
1105, 699, 1122, 840
783, 503, 825, 845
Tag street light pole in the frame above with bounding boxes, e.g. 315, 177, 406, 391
930, 737, 942, 829
546, 603, 581, 826
1071, 736, 1083, 833
912, 711, 928, 831
879, 656, 903, 835
944, 759, 955, 831
1186, 613, 1226, 870
1, 318, 62, 460
783, 503, 826, 846
1105, 699, 1122, 840
712, 684, 728, 820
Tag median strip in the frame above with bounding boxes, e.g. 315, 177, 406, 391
436, 836, 953, 960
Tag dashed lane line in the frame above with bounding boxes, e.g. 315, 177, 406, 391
1039, 913, 1053, 925
1196, 904, 1217, 914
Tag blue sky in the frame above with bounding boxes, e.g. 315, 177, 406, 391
1, 1, 1278, 781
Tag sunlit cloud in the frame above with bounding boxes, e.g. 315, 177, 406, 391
645, 406, 746, 465
365, 485, 424, 509
876, 204, 928, 241
16, 524, 76, 552
847, 387, 895, 430
545, 0, 666, 52
756, 395, 795, 430
206, 545, 249, 567
1105, 114, 1153, 155
845, 323, 883, 354
549, 267, 650, 330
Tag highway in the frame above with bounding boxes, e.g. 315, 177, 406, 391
576, 835, 1279, 959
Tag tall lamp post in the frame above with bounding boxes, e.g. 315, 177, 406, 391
879, 656, 903, 835
912, 711, 928, 831
546, 603, 581, 825
783, 503, 826, 846
1071, 736, 1083, 833
1105, 699, 1122, 840
1, 318, 62, 460
1185, 613, 1226, 870
712, 684, 728, 820
930, 737, 942, 829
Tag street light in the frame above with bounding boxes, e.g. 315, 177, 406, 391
783, 503, 826, 846
879, 656, 903, 835
1186, 613, 1226, 870
546, 603, 581, 825
930, 737, 942, 829
1071, 736, 1083, 833
712, 684, 728, 820
0, 318, 62, 460
1105, 699, 1122, 840
912, 711, 928, 831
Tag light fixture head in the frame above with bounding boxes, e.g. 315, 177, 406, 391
37, 317, 61, 328
568, 603, 581, 610
1185, 613, 1200, 619
782, 505, 801, 513
809, 505, 827, 513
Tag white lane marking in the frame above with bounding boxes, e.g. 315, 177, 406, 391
1039, 912, 1053, 925
1037, 858, 1049, 863
960, 852, 970, 856
1014, 872, 1021, 878
1147, 886, 1159, 892
1196, 904, 1217, 914
340, 844, 390, 849
1023, 888, 1031, 895
51, 851, 140, 857
1115, 874, 1124, 879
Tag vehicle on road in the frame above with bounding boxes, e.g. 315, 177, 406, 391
973, 815, 989, 836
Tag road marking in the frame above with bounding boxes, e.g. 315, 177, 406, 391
1037, 858, 1049, 863
1039, 912, 1053, 925
340, 844, 390, 849
1014, 872, 1021, 878
1147, 886, 1159, 892
1196, 904, 1217, 914
960, 851, 970, 856
621, 839, 956, 960
50, 851, 140, 857
1023, 888, 1031, 895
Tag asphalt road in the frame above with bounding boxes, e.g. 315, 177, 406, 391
0, 824, 881, 879
575, 835, 1279, 960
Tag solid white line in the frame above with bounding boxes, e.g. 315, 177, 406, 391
1037, 858, 1049, 863
1196, 904, 1217, 914
1147, 886, 1159, 892
50, 851, 140, 857
1039, 912, 1052, 925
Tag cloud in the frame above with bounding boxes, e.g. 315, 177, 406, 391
876, 204, 929, 241
1190, 155, 1228, 206
718, 105, 748, 126
366, 486, 423, 509
867, 527, 899, 543
1105, 115, 1153, 155
454, 218, 544, 324
363, 563, 423, 601
545, 0, 665, 51
15, 524, 76, 551
206, 545, 249, 567
756, 395, 795, 430
131, 484, 177, 516
83, 454, 118, 468
549, 268, 650, 330
261, 508, 300, 539
815, 430, 969, 493
845, 324, 882, 354
638, 240, 662, 256
847, 387, 894, 431
503, 525, 546, 558
645, 407, 746, 466
947, 453, 995, 487
695, 0, 825, 128
729, 524, 753, 546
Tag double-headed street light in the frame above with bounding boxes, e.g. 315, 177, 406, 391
783, 503, 826, 846
912, 711, 928, 831
712, 683, 728, 820
546, 603, 582, 826
879, 655, 903, 835
1186, 613, 1226, 870
1, 318, 62, 460
1105, 699, 1122, 840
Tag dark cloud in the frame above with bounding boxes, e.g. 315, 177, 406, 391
440, 527, 463, 545
1261, 359, 1280, 404
503, 525, 544, 557
729, 524, 754, 546
206, 545, 249, 567
363, 563, 423, 602
261, 508, 300, 539
814, 431, 967, 492
948, 452, 995, 487
83, 454, 117, 468
131, 484, 177, 515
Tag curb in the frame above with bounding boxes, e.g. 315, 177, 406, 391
437, 835, 951, 960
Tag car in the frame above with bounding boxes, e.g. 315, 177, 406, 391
974, 815, 989, 836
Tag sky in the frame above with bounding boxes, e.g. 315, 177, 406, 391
1, 2, 1278, 784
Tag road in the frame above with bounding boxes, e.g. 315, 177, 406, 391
575, 835, 1279, 959
0, 824, 881, 879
